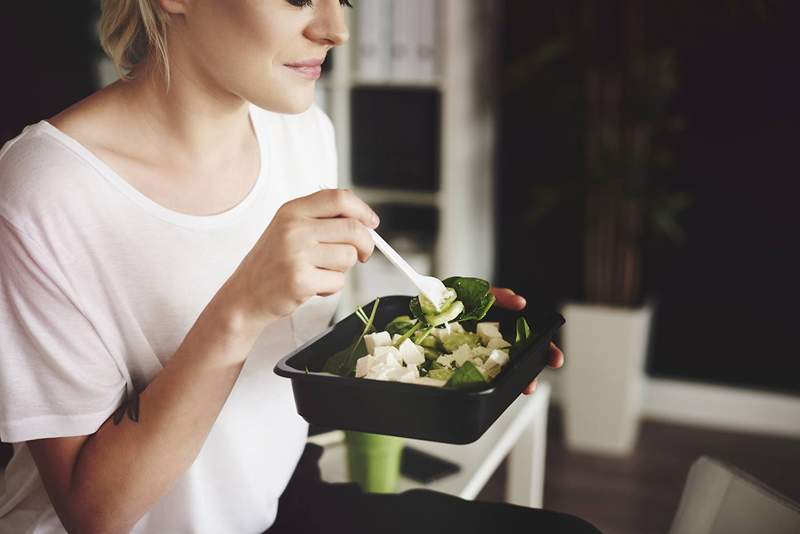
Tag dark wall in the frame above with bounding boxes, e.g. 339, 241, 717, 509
1, 2, 99, 144
496, 1, 799, 394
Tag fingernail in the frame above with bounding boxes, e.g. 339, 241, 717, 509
371, 213, 380, 227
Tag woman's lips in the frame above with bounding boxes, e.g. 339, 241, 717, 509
284, 59, 323, 80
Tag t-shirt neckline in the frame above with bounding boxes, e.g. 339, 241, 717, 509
37, 105, 267, 230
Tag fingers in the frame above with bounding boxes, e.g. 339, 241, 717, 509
523, 377, 539, 395
490, 287, 526, 311
309, 243, 359, 272
547, 342, 565, 368
291, 188, 380, 229
312, 268, 347, 296
313, 218, 375, 263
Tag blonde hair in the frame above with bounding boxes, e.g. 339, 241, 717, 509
98, 0, 171, 86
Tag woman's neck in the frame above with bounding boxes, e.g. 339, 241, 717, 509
115, 54, 254, 168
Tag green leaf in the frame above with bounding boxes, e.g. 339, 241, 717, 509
410, 277, 496, 327
515, 317, 532, 345
385, 315, 417, 336
510, 317, 534, 358
445, 361, 487, 389
322, 298, 380, 376
442, 277, 491, 315
392, 320, 422, 347
409, 296, 427, 325
442, 277, 496, 322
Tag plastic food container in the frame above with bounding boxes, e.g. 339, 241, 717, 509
274, 295, 564, 444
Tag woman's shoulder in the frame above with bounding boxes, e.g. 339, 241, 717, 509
0, 121, 100, 226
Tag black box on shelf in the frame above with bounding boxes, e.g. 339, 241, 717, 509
350, 87, 441, 191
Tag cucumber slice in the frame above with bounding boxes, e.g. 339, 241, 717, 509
419, 287, 457, 314
424, 300, 464, 327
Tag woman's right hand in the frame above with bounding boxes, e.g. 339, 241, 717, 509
224, 188, 379, 325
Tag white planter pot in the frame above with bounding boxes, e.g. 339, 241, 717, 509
561, 303, 653, 456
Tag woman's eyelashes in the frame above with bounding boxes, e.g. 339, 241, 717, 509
286, 0, 353, 8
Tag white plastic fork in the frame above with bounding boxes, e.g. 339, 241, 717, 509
317, 185, 449, 311
365, 227, 449, 311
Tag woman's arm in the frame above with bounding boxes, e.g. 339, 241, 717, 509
28, 292, 267, 534
27, 189, 379, 534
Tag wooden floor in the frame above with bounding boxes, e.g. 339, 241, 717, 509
476, 406, 800, 534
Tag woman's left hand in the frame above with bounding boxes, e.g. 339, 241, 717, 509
489, 287, 564, 395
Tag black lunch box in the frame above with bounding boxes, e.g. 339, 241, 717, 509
274, 295, 564, 444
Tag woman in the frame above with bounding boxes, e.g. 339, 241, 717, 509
0, 1, 598, 532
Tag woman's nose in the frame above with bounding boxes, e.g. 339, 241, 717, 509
306, 0, 351, 46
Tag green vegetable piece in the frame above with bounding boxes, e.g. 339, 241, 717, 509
423, 300, 464, 327
427, 367, 454, 381
409, 276, 496, 326
385, 315, 417, 336
510, 317, 534, 358
419, 287, 457, 315
392, 320, 422, 347
422, 347, 442, 361
441, 331, 480, 353
445, 361, 488, 388
414, 329, 441, 349
441, 277, 495, 322
323, 298, 380, 376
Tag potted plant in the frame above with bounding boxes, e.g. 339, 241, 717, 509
508, 1, 690, 455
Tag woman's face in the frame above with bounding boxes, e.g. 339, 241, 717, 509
165, 0, 350, 113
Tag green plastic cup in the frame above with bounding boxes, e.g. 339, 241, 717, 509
344, 431, 405, 493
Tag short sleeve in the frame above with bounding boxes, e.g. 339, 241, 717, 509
0, 215, 125, 443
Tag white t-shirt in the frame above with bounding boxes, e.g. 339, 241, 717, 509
0, 104, 341, 533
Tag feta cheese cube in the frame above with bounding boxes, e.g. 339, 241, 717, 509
484, 349, 509, 372
486, 337, 511, 350
398, 338, 425, 366
355, 355, 376, 378
366, 363, 393, 380
436, 354, 456, 368
386, 365, 419, 383
449, 322, 465, 334
373, 346, 401, 368
452, 344, 474, 367
472, 346, 492, 361
392, 333, 404, 344
476, 322, 502, 344
364, 331, 392, 354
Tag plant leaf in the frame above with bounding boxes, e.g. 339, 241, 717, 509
322, 298, 380, 376
510, 317, 535, 358
445, 361, 488, 389
385, 315, 417, 336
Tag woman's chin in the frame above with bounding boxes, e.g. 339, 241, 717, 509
250, 91, 316, 115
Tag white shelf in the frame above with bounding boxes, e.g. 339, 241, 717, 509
329, 1, 497, 313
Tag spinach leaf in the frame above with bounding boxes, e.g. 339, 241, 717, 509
444, 360, 487, 388
510, 317, 534, 358
322, 298, 380, 376
442, 276, 495, 322
409, 297, 426, 324
408, 276, 496, 326
385, 315, 417, 336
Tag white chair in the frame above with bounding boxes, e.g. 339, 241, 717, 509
669, 456, 800, 534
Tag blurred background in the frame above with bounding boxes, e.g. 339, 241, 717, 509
2, 1, 799, 533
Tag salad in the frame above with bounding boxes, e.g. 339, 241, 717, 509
321, 277, 534, 388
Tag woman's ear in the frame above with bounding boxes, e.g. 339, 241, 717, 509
159, 0, 190, 15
